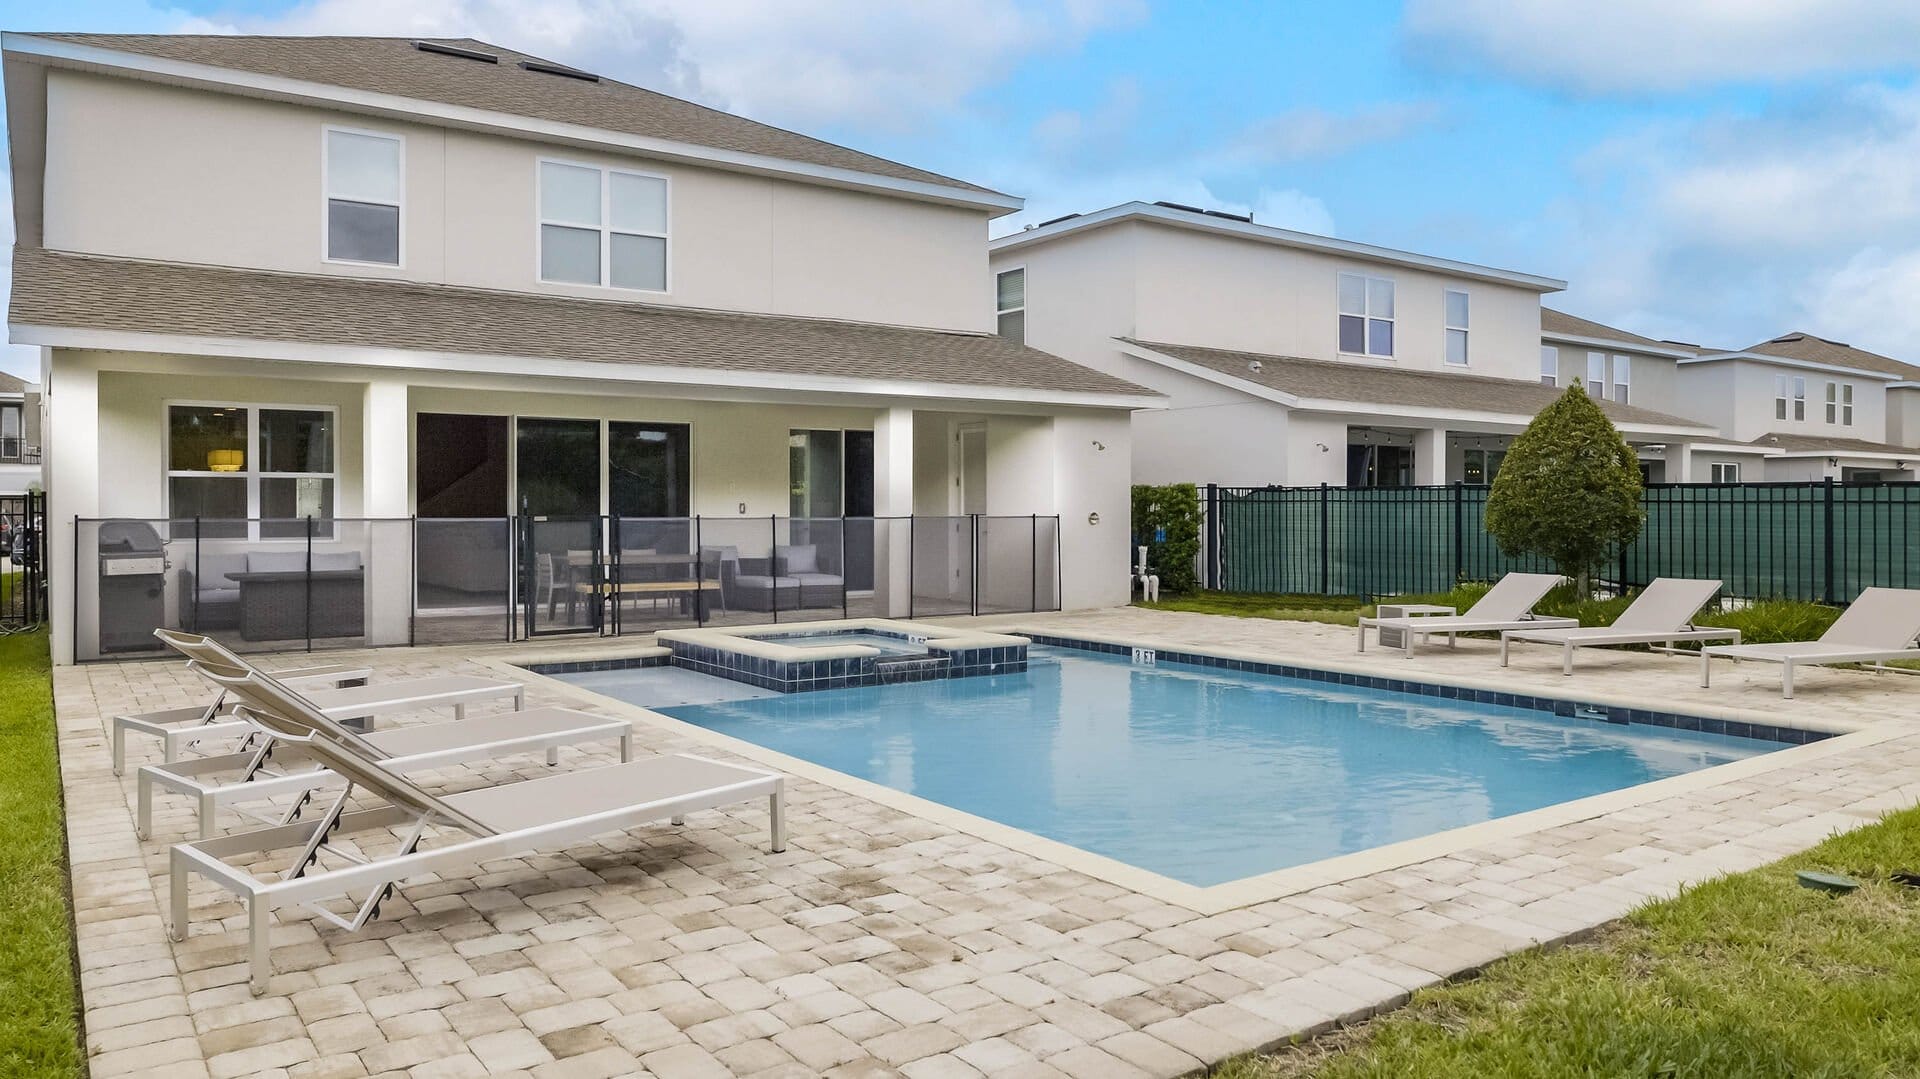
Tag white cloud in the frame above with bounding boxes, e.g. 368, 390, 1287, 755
1403, 0, 1920, 94
198, 0, 1146, 131
1799, 247, 1920, 357
1219, 102, 1442, 166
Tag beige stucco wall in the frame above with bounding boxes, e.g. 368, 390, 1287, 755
1677, 359, 1889, 444
1540, 343, 1680, 411
1889, 387, 1920, 447
42, 68, 991, 331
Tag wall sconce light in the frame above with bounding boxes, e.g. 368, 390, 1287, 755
207, 449, 244, 472
1827, 457, 1839, 467
1091, 440, 1106, 451
1314, 442, 1329, 452
1087, 512, 1101, 525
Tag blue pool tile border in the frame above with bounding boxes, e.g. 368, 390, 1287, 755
522, 653, 672, 676
1023, 633, 1830, 747
528, 639, 1031, 694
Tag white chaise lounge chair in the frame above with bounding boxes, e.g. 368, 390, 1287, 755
1500, 578, 1740, 675
1699, 586, 1920, 698
1358, 572, 1575, 656
137, 631, 633, 840
113, 632, 526, 774
168, 666, 785, 994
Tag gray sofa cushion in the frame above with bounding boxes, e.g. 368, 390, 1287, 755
311, 551, 363, 573
247, 551, 307, 574
776, 544, 819, 573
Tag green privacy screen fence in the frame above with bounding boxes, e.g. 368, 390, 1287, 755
1202, 481, 1920, 604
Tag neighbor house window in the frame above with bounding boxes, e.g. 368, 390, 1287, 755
1337, 272, 1395, 358
0, 403, 19, 461
1775, 376, 1788, 420
1443, 289, 1469, 365
1792, 376, 1806, 420
1711, 462, 1740, 484
324, 127, 402, 265
1462, 448, 1504, 484
995, 268, 1026, 344
538, 159, 669, 291
1612, 355, 1630, 404
1774, 374, 1805, 420
1539, 346, 1558, 387
1827, 382, 1855, 425
167, 404, 336, 539
1586, 352, 1606, 397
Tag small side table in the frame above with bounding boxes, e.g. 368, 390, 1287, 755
1375, 603, 1456, 651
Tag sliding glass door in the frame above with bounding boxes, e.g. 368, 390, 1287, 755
516, 418, 599, 516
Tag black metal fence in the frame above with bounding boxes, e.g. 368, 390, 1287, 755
1202, 481, 1920, 603
1, 491, 46, 628
73, 512, 1060, 661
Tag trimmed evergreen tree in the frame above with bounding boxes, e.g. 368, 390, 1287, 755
1485, 385, 1644, 594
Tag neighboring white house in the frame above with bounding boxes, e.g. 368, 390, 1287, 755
1538, 310, 1777, 483
4, 33, 1156, 663
988, 201, 1719, 488
1673, 332, 1920, 482
0, 371, 42, 495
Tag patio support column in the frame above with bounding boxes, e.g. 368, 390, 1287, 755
362, 378, 411, 646
874, 406, 914, 617
1668, 442, 1695, 483
46, 351, 98, 665
1415, 427, 1447, 486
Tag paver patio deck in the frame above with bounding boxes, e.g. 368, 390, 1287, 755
56, 609, 1920, 1078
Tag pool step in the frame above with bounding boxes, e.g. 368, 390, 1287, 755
872, 654, 951, 685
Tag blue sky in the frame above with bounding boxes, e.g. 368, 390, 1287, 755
7, 1, 1920, 379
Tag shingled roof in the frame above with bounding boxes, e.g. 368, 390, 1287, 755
1540, 308, 1675, 352
1747, 432, 1920, 458
1745, 332, 1920, 380
10, 248, 1152, 401
20, 34, 994, 195
1126, 340, 1714, 431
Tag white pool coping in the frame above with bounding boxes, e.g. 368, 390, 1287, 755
655, 617, 1029, 662
493, 628, 1896, 916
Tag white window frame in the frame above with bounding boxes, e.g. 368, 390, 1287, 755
1792, 375, 1806, 421
1539, 346, 1558, 387
165, 401, 340, 542
1586, 352, 1606, 397
1775, 375, 1790, 420
1826, 381, 1838, 424
1710, 462, 1740, 484
995, 265, 1026, 344
1826, 382, 1855, 426
1612, 354, 1630, 404
535, 156, 672, 294
321, 125, 405, 268
1337, 271, 1395, 359
1443, 288, 1469, 366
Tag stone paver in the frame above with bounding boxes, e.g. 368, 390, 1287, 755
57, 610, 1920, 1077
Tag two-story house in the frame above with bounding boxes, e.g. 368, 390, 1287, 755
4, 34, 1156, 663
988, 201, 1717, 488
0, 371, 42, 495
1673, 333, 1920, 482
1538, 310, 1774, 483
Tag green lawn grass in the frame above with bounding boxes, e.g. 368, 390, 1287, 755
1219, 804, 1920, 1078
0, 628, 85, 1077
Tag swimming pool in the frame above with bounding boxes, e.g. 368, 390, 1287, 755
562, 644, 1785, 887
759, 630, 928, 656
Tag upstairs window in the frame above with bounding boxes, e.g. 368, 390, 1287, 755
1612, 354, 1631, 404
1586, 352, 1606, 397
1337, 272, 1394, 358
1791, 376, 1806, 420
539, 160, 669, 291
1539, 346, 1558, 387
1827, 382, 1855, 425
995, 268, 1026, 344
325, 128, 402, 265
1443, 289, 1469, 365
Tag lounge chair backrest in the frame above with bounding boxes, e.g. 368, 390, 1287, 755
1460, 573, 1565, 620
1821, 587, 1920, 648
230, 703, 497, 836
1609, 578, 1722, 632
152, 629, 387, 759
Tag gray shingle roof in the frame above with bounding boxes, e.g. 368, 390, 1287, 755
10, 248, 1152, 400
1540, 308, 1673, 351
1745, 332, 1920, 380
1747, 432, 1920, 457
1127, 339, 1713, 430
24, 34, 993, 195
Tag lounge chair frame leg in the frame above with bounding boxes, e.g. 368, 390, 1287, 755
1782, 660, 1795, 699
1499, 636, 1510, 667
249, 898, 272, 995
770, 781, 787, 853
1562, 643, 1575, 677
168, 846, 190, 942
1356, 623, 1367, 653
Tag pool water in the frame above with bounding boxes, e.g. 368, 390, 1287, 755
592, 647, 1782, 887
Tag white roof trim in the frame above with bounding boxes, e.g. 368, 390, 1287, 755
13, 324, 1159, 411
993, 202, 1567, 292
1677, 351, 1905, 381
1756, 446, 1920, 461
1116, 340, 1719, 437
3, 33, 1021, 216
1889, 381, 1920, 390
1540, 329, 1696, 360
